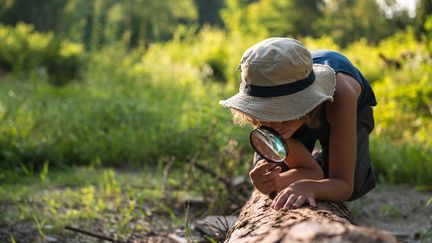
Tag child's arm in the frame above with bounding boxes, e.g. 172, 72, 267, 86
272, 73, 361, 210
249, 138, 324, 197
275, 138, 324, 191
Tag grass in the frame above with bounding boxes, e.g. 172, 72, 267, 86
421, 227, 432, 243
370, 136, 432, 184
0, 165, 204, 242
0, 55, 249, 169
378, 204, 401, 219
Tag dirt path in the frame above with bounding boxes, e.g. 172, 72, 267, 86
346, 184, 432, 243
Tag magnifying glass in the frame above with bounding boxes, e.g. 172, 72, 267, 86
250, 126, 288, 199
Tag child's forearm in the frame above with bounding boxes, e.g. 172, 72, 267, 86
277, 168, 324, 192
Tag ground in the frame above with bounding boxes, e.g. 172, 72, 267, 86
346, 185, 432, 243
0, 167, 431, 243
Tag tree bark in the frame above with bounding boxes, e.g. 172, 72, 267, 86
225, 190, 397, 243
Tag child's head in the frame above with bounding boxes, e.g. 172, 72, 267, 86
220, 37, 336, 128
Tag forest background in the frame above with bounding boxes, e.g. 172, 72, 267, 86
0, 0, 431, 242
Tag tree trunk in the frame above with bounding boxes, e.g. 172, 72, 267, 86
225, 190, 397, 243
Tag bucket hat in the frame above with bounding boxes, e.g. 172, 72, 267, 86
219, 37, 336, 121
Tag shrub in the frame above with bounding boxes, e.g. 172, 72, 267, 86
0, 23, 84, 85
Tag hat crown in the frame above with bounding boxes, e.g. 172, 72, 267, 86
240, 37, 313, 87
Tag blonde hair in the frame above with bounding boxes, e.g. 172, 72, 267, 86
230, 109, 260, 127
303, 104, 323, 129
230, 104, 323, 129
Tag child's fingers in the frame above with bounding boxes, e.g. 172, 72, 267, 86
291, 195, 306, 209
255, 159, 269, 167
255, 172, 279, 191
263, 166, 281, 178
250, 163, 280, 182
271, 191, 282, 208
249, 162, 271, 181
307, 197, 316, 207
254, 160, 274, 173
256, 167, 280, 187
282, 194, 297, 210
272, 191, 292, 210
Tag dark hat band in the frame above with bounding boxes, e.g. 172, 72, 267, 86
243, 71, 316, 97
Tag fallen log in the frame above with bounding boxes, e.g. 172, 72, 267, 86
225, 190, 397, 243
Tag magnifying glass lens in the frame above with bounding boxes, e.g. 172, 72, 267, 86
250, 127, 288, 163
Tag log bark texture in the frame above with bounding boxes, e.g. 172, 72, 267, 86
225, 190, 397, 243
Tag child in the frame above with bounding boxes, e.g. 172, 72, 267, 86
219, 38, 376, 210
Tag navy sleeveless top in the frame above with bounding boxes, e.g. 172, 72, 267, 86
312, 50, 377, 109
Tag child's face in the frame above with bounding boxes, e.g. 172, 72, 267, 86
258, 119, 305, 139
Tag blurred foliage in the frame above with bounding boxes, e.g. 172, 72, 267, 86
221, 0, 415, 46
0, 23, 84, 84
317, 0, 392, 46
415, 0, 432, 37
194, 0, 225, 27
0, 0, 419, 48
0, 0, 197, 49
221, 0, 325, 39
0, 0, 431, 187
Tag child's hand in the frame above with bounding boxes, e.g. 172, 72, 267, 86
249, 160, 281, 195
271, 181, 316, 210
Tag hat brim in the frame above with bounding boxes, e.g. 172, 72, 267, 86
219, 64, 336, 122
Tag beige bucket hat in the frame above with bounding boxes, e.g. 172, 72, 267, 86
219, 37, 336, 122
